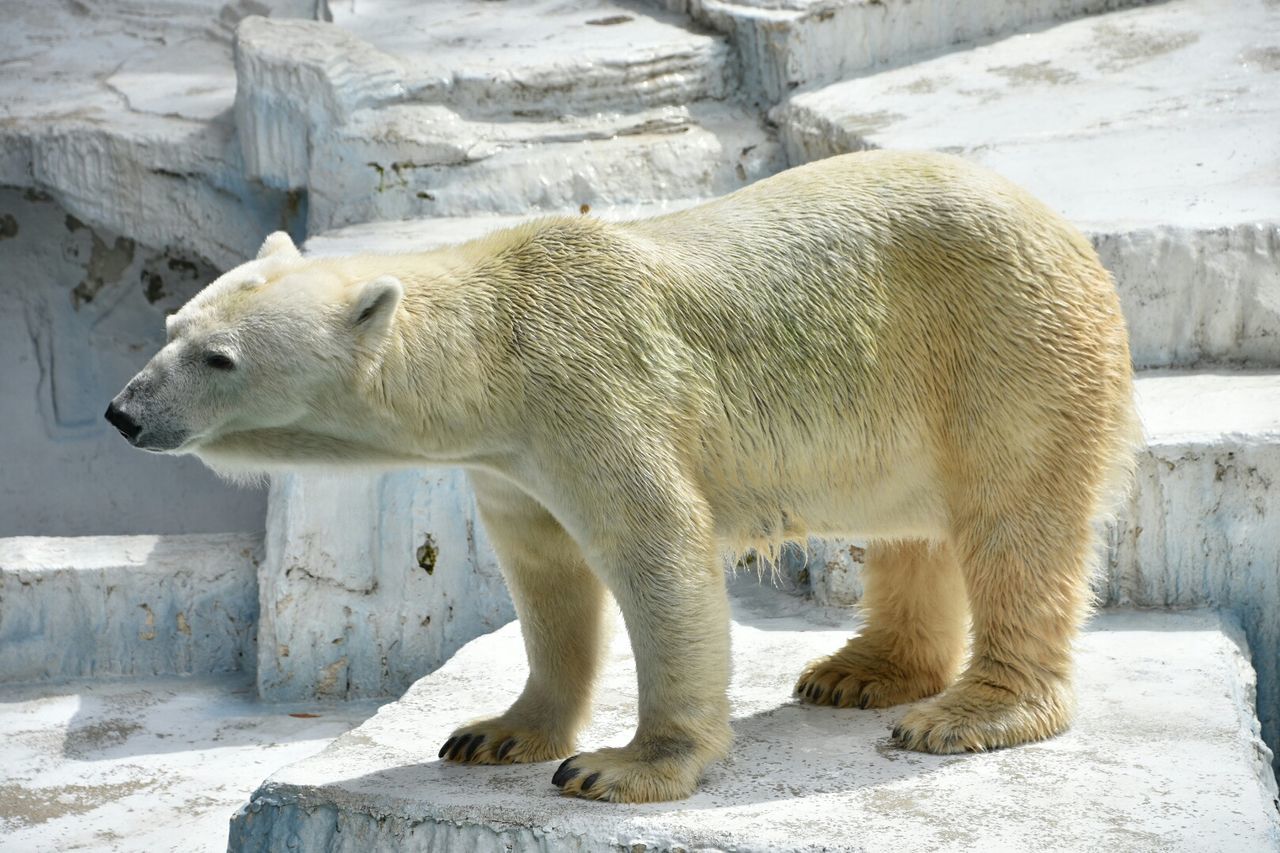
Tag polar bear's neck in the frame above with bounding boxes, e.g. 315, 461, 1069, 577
339, 249, 522, 466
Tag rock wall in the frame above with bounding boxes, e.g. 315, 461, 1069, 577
0, 188, 268, 535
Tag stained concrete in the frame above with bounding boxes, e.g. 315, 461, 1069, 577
0, 188, 268, 536
255, 471, 515, 702
684, 0, 1150, 103
0, 674, 378, 852
0, 534, 261, 683
777, 0, 1280, 231
229, 585, 1280, 852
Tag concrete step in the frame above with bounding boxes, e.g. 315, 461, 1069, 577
233, 2, 783, 232
0, 534, 262, 683
228, 591, 1280, 852
677, 0, 1152, 104
303, 101, 783, 232
0, 0, 310, 272
0, 672, 377, 852
774, 0, 1280, 368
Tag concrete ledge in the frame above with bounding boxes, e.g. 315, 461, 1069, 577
0, 533, 261, 683
690, 0, 1150, 103
229, 597, 1279, 852
255, 472, 514, 702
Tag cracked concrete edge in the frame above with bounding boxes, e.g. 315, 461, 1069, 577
232, 4, 736, 192
687, 0, 1154, 104
1214, 608, 1280, 805
0, 533, 263, 683
254, 471, 516, 702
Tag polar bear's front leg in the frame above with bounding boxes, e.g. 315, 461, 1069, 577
439, 472, 609, 765
552, 516, 733, 803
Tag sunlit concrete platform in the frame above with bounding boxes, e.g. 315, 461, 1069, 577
0, 674, 379, 852
229, 586, 1279, 852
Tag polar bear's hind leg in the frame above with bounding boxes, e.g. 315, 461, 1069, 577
796, 538, 967, 709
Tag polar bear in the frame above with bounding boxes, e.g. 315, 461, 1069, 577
107, 150, 1137, 803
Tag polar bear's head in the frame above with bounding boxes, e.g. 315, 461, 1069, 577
105, 232, 403, 471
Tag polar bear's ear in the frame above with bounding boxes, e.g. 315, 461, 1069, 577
350, 275, 404, 334
256, 231, 301, 261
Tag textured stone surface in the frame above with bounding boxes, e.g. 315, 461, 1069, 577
777, 0, 1279, 229
255, 471, 514, 702
1091, 224, 1280, 369
1109, 371, 1280, 775
232, 1, 781, 232
0, 0, 314, 536
0, 187, 268, 536
0, 0, 311, 271
230, 592, 1280, 852
0, 534, 261, 683
684, 0, 1150, 103
305, 102, 781, 230
0, 673, 378, 853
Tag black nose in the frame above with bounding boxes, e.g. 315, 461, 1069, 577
104, 402, 141, 443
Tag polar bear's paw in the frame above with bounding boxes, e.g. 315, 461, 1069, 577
795, 643, 951, 710
438, 717, 574, 765
550, 739, 712, 803
890, 678, 1073, 754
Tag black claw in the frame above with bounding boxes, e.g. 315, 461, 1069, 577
858, 693, 871, 710
832, 690, 843, 705
497, 738, 516, 760
449, 734, 472, 760
891, 725, 905, 741
580, 772, 600, 793
796, 680, 807, 696
439, 737, 457, 759
552, 755, 580, 787
465, 734, 485, 760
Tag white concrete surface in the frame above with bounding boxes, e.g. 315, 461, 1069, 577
777, 0, 1279, 230
1092, 224, 1280, 369
1109, 371, 1280, 778
0, 673, 378, 853
229, 589, 1280, 852
682, 0, 1148, 103
231, 1, 780, 231
256, 471, 514, 702
0, 534, 261, 683
0, 0, 312, 271
0, 1, 311, 536
234, 0, 735, 195
304, 101, 782, 231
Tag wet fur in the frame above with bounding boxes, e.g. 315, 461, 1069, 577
156, 151, 1137, 802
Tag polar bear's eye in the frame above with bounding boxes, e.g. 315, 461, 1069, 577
204, 352, 235, 371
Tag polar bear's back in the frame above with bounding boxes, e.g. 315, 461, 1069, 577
608, 150, 1135, 542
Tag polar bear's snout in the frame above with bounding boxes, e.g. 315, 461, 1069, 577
103, 400, 141, 444
105, 370, 190, 453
